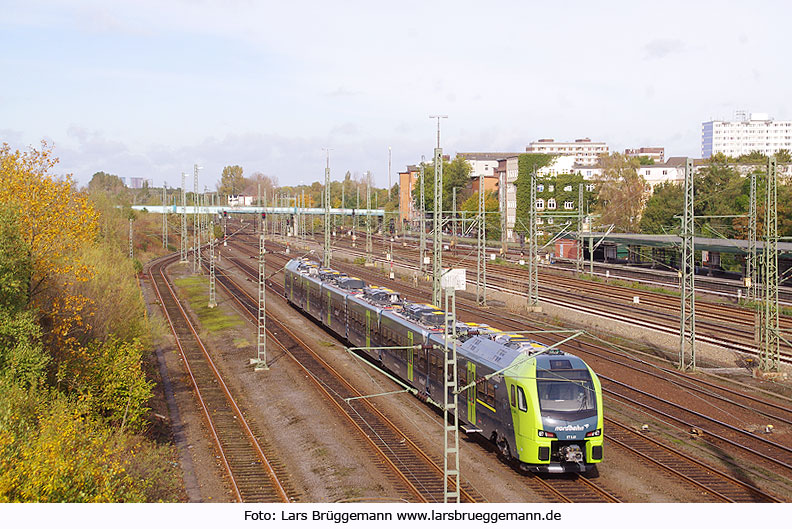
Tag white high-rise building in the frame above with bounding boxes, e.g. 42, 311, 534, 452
702, 112, 792, 158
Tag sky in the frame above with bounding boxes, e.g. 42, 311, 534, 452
1, 0, 790, 191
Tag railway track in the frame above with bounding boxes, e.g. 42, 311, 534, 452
147, 254, 294, 503
230, 235, 792, 501
605, 418, 779, 502
218, 237, 623, 503
308, 234, 792, 366
207, 256, 483, 503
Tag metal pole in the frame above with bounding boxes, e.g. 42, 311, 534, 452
324, 149, 332, 267
419, 156, 426, 275
162, 184, 168, 249
501, 167, 507, 255
388, 146, 392, 200
443, 287, 460, 503
180, 172, 188, 263
679, 158, 696, 371
577, 183, 584, 274
527, 167, 539, 309
208, 221, 217, 308
477, 176, 486, 305
250, 233, 269, 371
193, 164, 200, 274
366, 171, 372, 265
128, 217, 133, 259
748, 171, 758, 304
452, 187, 457, 254
430, 115, 447, 306
760, 157, 779, 372
432, 147, 444, 306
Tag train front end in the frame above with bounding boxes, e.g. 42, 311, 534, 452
506, 351, 603, 473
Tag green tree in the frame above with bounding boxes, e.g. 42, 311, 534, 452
460, 191, 501, 239
694, 156, 743, 237
87, 171, 127, 196
639, 182, 684, 234
593, 153, 649, 232
636, 156, 655, 165
411, 155, 472, 213
217, 165, 245, 198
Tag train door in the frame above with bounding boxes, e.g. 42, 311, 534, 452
407, 330, 414, 381
508, 381, 522, 436
326, 290, 331, 326
467, 361, 476, 424
365, 310, 371, 348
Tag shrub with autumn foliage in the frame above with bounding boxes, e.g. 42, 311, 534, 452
0, 142, 181, 502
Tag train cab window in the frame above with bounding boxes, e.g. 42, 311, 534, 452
516, 385, 528, 412
510, 385, 516, 407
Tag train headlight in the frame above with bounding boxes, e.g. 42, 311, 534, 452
585, 429, 601, 438
537, 430, 556, 438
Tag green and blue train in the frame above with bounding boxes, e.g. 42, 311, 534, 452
285, 258, 603, 472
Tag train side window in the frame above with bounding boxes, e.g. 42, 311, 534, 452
516, 386, 527, 412
510, 385, 516, 407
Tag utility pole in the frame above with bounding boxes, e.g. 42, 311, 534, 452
180, 172, 188, 264
353, 185, 359, 247
366, 171, 373, 265
442, 287, 460, 503
679, 158, 696, 371
760, 157, 779, 372
324, 148, 332, 267
388, 146, 392, 200
162, 184, 168, 249
577, 184, 584, 275
500, 168, 507, 255
257, 180, 262, 234
748, 171, 758, 304
452, 187, 457, 253
419, 156, 427, 276
128, 217, 133, 259
250, 234, 269, 371
208, 221, 217, 308
193, 164, 201, 274
527, 167, 539, 309
477, 175, 487, 306
430, 114, 447, 306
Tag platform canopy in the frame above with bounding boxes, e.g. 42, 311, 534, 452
573, 232, 792, 258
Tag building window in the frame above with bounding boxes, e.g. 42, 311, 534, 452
586, 184, 595, 192
564, 201, 574, 210
547, 217, 554, 225
537, 184, 544, 192
547, 198, 556, 210
563, 185, 572, 192
536, 199, 545, 210
548, 185, 555, 192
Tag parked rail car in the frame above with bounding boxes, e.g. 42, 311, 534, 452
284, 258, 603, 473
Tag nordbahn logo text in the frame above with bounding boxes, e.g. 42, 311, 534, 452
554, 424, 589, 432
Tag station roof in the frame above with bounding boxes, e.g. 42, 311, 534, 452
575, 232, 792, 257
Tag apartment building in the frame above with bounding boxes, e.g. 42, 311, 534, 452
702, 112, 792, 158
525, 138, 608, 166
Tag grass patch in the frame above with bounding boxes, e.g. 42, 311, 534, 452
173, 276, 246, 333
233, 338, 251, 348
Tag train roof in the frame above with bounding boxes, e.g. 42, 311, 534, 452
452, 335, 587, 373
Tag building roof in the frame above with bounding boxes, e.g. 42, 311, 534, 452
457, 152, 522, 161
579, 232, 792, 257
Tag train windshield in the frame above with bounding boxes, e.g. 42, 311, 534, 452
536, 369, 596, 418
